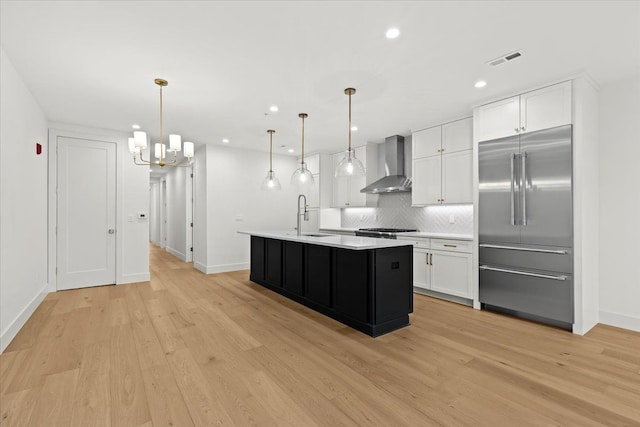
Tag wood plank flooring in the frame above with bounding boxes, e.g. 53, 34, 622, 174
2, 244, 639, 426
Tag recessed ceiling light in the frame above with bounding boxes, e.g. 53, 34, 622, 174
222, 138, 230, 143
385, 27, 400, 39
474, 80, 487, 88
269, 105, 279, 112
288, 148, 294, 153
351, 125, 358, 131
132, 124, 141, 129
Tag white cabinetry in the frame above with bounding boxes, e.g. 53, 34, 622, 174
412, 117, 473, 206
477, 81, 572, 142
398, 236, 473, 301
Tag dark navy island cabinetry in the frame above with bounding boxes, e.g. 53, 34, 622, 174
247, 233, 413, 337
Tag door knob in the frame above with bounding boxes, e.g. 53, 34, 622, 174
108, 229, 115, 234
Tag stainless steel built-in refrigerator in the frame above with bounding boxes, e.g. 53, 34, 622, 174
479, 125, 573, 329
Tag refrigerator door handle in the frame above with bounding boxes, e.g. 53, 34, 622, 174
521, 152, 527, 226
510, 153, 516, 226
479, 244, 568, 255
479, 265, 567, 281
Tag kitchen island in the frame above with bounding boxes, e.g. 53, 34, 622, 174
239, 231, 413, 337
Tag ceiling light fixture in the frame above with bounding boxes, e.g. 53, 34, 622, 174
269, 105, 279, 112
351, 125, 358, 131
132, 124, 141, 129
475, 80, 487, 88
222, 138, 230, 144
128, 78, 194, 167
385, 27, 400, 39
291, 113, 315, 188
335, 88, 365, 177
288, 148, 294, 153
261, 130, 281, 191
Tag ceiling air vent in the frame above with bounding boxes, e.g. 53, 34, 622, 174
488, 50, 523, 67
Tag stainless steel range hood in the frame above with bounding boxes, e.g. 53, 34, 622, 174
360, 135, 412, 194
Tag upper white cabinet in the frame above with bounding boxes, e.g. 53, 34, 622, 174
412, 126, 441, 158
412, 117, 473, 206
477, 81, 572, 142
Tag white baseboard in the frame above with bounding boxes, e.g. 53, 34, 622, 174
166, 246, 186, 261
1, 283, 49, 353
194, 262, 248, 275
119, 272, 150, 284
599, 310, 640, 332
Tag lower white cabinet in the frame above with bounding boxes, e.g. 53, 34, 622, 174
430, 250, 473, 298
413, 247, 430, 290
400, 237, 473, 300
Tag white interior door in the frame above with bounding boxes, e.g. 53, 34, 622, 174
57, 137, 116, 290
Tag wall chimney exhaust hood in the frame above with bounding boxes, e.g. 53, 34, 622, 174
360, 135, 412, 194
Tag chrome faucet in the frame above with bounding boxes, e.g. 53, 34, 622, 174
296, 194, 309, 236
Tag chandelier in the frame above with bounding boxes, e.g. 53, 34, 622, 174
128, 78, 194, 167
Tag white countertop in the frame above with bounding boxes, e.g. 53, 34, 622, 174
238, 230, 414, 250
397, 232, 474, 241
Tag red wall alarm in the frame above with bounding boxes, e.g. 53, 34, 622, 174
36, 143, 42, 155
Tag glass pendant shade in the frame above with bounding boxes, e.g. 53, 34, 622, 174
262, 129, 281, 191
134, 131, 148, 149
169, 134, 181, 152
128, 137, 140, 155
335, 148, 365, 177
291, 162, 315, 188
261, 170, 282, 190
183, 141, 194, 158
154, 143, 166, 159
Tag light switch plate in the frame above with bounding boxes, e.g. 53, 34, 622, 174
449, 214, 455, 224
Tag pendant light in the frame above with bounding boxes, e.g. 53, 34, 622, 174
291, 113, 315, 187
261, 129, 281, 190
335, 88, 365, 177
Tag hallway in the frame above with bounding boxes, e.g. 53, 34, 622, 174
1, 245, 640, 426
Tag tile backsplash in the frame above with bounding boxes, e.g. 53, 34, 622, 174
340, 192, 473, 235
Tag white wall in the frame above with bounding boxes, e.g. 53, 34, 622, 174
598, 73, 640, 332
149, 181, 160, 244
193, 145, 209, 272
195, 145, 299, 273
0, 48, 49, 352
164, 166, 192, 261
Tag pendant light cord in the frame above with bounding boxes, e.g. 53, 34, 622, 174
301, 115, 305, 165
348, 91, 352, 153
159, 84, 164, 165
269, 131, 273, 172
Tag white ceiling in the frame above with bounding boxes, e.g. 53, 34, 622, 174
2, 1, 639, 157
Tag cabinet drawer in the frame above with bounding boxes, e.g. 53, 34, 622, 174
397, 237, 430, 249
431, 239, 472, 253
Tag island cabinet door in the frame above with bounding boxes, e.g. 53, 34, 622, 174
333, 249, 369, 323
265, 239, 283, 288
374, 246, 413, 322
305, 244, 331, 307
250, 236, 265, 282
283, 241, 304, 296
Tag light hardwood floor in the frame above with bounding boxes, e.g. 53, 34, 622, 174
2, 244, 639, 426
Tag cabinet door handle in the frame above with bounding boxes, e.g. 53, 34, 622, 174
425, 254, 429, 265
429, 253, 433, 265
443, 244, 457, 248
520, 126, 526, 131
514, 127, 520, 133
